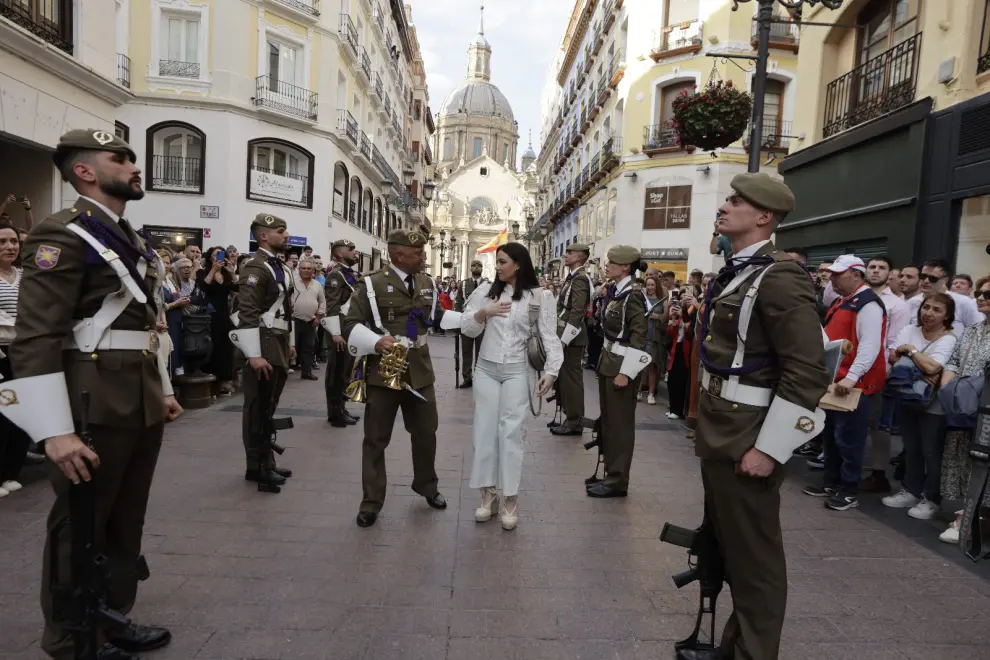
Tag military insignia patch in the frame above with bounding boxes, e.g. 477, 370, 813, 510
331, 280, 340, 288
795, 416, 816, 433
35, 245, 61, 269
387, 285, 394, 292
639, 356, 649, 363
0, 389, 19, 406
92, 130, 113, 146
246, 274, 259, 286
264, 215, 275, 225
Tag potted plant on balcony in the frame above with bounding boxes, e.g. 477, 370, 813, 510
671, 80, 752, 152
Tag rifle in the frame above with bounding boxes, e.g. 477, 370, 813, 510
50, 392, 131, 660
960, 366, 990, 560
454, 329, 461, 389
660, 512, 725, 656
544, 381, 562, 428
256, 373, 293, 494
579, 416, 604, 485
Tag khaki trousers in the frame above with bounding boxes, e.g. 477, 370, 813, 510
360, 383, 439, 513
41, 422, 165, 660
701, 459, 787, 660
241, 366, 288, 470
599, 373, 639, 490
559, 343, 586, 428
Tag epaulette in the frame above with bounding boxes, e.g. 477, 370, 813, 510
47, 206, 85, 226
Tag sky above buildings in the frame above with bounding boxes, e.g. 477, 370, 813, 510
410, 0, 574, 164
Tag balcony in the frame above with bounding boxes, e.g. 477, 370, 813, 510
336, 109, 359, 148
265, 0, 320, 20
384, 94, 392, 121
650, 20, 703, 62
752, 16, 799, 52
373, 71, 384, 100
642, 123, 680, 155
150, 155, 202, 192
570, 120, 581, 146
0, 0, 73, 54
160, 60, 200, 78
744, 118, 793, 151
358, 48, 372, 85
339, 14, 359, 63
602, 0, 616, 32
254, 75, 318, 122
822, 33, 921, 139
116, 53, 130, 88
608, 51, 625, 89
600, 135, 622, 171
372, 3, 385, 37
358, 131, 373, 166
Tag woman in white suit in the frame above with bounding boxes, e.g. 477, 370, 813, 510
461, 242, 563, 530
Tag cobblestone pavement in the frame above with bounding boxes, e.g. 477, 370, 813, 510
2, 336, 990, 659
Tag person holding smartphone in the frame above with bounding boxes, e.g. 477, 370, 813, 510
198, 246, 237, 393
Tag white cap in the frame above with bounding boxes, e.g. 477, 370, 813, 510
825, 254, 866, 274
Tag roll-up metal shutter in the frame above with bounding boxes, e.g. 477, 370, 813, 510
804, 239, 888, 268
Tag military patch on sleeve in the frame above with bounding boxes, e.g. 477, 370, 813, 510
331, 279, 340, 288
35, 245, 61, 269
246, 274, 259, 286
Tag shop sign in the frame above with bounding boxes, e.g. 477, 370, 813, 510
643, 185, 692, 230
200, 205, 220, 219
641, 248, 689, 261
250, 169, 304, 203
142, 225, 203, 252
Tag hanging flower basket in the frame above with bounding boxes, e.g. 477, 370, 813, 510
671, 80, 752, 152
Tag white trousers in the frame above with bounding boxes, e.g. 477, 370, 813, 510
469, 358, 530, 496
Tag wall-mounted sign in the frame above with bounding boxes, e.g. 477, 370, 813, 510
200, 205, 219, 219
142, 225, 204, 253
250, 169, 304, 203
643, 184, 692, 230
641, 247, 689, 261
203, 228, 211, 238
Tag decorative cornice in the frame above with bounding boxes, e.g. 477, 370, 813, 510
557, 0, 596, 87
0, 19, 134, 108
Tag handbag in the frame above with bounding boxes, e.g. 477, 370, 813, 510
526, 294, 546, 372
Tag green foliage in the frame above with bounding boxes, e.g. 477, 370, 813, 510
671, 80, 753, 152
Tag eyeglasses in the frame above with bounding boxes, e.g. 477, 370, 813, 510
979, 290, 990, 300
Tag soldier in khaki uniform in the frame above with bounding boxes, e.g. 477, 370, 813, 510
587, 245, 651, 497
551, 243, 593, 436
343, 229, 462, 527
454, 259, 486, 387
685, 173, 830, 660
230, 214, 296, 491
322, 238, 362, 427
3, 130, 182, 660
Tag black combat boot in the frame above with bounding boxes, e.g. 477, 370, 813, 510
328, 404, 349, 428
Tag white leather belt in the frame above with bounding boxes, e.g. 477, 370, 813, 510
395, 335, 428, 349
604, 340, 627, 356
701, 369, 772, 408
65, 329, 159, 352
262, 316, 290, 331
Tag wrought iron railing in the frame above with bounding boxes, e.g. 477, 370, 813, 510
374, 71, 383, 99
384, 94, 392, 118
339, 14, 359, 57
372, 3, 385, 34
822, 32, 921, 138
643, 123, 678, 151
249, 166, 309, 204
0, 0, 72, 53
150, 155, 201, 191
360, 48, 372, 80
360, 132, 373, 161
601, 135, 622, 166
752, 16, 799, 45
272, 0, 319, 16
590, 151, 600, 175
745, 117, 793, 149
659, 20, 703, 54
337, 109, 359, 146
160, 59, 200, 78
116, 53, 131, 88
255, 75, 319, 121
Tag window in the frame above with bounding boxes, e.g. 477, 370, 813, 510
349, 177, 363, 225
146, 121, 205, 194
763, 79, 784, 145
659, 81, 693, 125
606, 189, 617, 236
268, 39, 302, 89
666, 0, 700, 26
503, 143, 509, 163
443, 137, 452, 159
470, 197, 496, 219
480, 167, 489, 177
980, 1, 990, 73
859, 0, 919, 66
473, 137, 483, 159
114, 121, 130, 143
333, 162, 349, 218
246, 138, 314, 209
160, 14, 200, 77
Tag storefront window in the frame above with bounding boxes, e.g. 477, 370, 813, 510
956, 196, 990, 277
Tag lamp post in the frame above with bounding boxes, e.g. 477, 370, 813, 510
429, 229, 457, 279
383, 169, 420, 230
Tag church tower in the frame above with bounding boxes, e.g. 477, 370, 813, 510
521, 130, 537, 172
467, 4, 492, 83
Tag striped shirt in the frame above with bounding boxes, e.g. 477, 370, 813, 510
0, 268, 22, 318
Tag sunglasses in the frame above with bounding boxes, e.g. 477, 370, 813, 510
979, 290, 990, 300
920, 274, 945, 283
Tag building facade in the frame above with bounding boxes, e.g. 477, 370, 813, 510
113, 0, 429, 270
531, 0, 799, 281
0, 1, 133, 226
426, 7, 537, 281
779, 0, 990, 275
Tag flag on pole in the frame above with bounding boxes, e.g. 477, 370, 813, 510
476, 227, 509, 254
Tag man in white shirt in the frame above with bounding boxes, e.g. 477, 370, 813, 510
906, 259, 981, 336
292, 259, 325, 380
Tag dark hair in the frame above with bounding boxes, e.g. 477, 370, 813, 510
868, 255, 893, 270
901, 264, 921, 276
918, 292, 955, 330
952, 274, 973, 288
488, 242, 540, 301
922, 258, 953, 278
204, 245, 233, 283
783, 247, 808, 260
663, 270, 675, 278
57, 149, 96, 186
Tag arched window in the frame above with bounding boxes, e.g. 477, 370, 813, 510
362, 189, 373, 231
606, 188, 617, 236
333, 162, 349, 218
349, 176, 363, 225
146, 121, 205, 194
247, 138, 314, 209
374, 198, 383, 237
469, 197, 495, 218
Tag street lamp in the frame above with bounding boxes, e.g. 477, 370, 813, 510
429, 229, 457, 278
511, 221, 520, 239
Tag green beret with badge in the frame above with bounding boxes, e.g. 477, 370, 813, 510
606, 245, 641, 265
332, 239, 355, 249
387, 228, 428, 248
53, 128, 136, 168
729, 172, 795, 214
250, 213, 287, 230
566, 242, 591, 254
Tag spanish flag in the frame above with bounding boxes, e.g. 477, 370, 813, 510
476, 227, 509, 254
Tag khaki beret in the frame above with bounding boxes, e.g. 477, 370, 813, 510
53, 128, 136, 167
730, 172, 795, 214
606, 245, 641, 266
331, 239, 355, 249
470, 260, 483, 267
250, 213, 288, 230
387, 228, 428, 248
566, 242, 591, 254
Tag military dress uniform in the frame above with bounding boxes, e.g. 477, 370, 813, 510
342, 229, 462, 527
552, 244, 593, 435
588, 245, 651, 497
1, 130, 174, 659
692, 173, 830, 660
322, 242, 362, 427
229, 214, 295, 488
454, 260, 486, 386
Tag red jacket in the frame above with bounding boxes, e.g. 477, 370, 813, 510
666, 317, 694, 371
824, 288, 888, 395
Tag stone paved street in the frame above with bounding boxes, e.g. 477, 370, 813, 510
2, 336, 990, 659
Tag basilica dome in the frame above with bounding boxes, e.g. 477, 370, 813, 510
439, 81, 515, 122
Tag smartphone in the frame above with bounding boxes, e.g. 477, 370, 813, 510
216, 250, 226, 263
671, 289, 681, 301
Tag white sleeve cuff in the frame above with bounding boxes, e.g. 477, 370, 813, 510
156, 331, 174, 397
439, 310, 463, 331
348, 323, 384, 358
754, 396, 826, 464
229, 327, 262, 359
619, 347, 652, 378
560, 322, 581, 346
321, 315, 342, 336
0, 372, 75, 442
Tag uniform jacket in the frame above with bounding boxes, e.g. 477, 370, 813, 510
11, 197, 165, 428
455, 276, 485, 312
696, 242, 830, 462
557, 266, 592, 346
824, 289, 888, 394
237, 250, 294, 369
342, 268, 450, 390
324, 262, 359, 328
596, 280, 647, 378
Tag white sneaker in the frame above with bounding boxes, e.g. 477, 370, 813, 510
636, 391, 643, 401
0, 480, 21, 492
0, 487, 8, 498
939, 523, 960, 544
908, 498, 939, 520
647, 394, 656, 405
666, 412, 680, 420
881, 489, 919, 509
